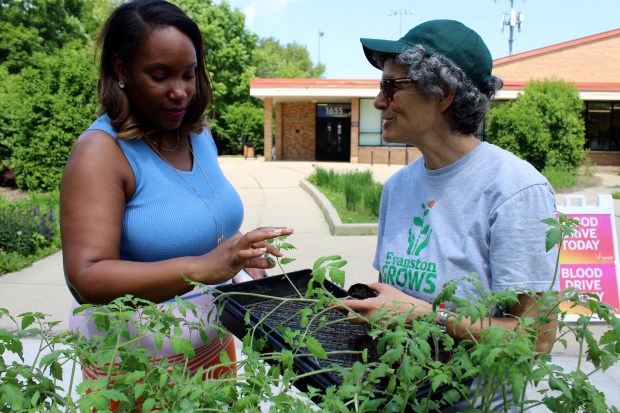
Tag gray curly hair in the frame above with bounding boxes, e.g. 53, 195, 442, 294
374, 46, 503, 135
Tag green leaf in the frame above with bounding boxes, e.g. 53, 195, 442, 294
328, 268, 345, 287
313, 255, 342, 270
20, 313, 35, 330
312, 267, 326, 283
180, 339, 195, 358
508, 371, 524, 403
153, 333, 164, 350
1, 383, 24, 410
327, 259, 347, 268
280, 257, 296, 265
430, 372, 449, 391
49, 360, 63, 380
170, 336, 182, 354
30, 390, 41, 407
305, 336, 327, 359
545, 228, 563, 251
549, 378, 572, 399
142, 398, 157, 412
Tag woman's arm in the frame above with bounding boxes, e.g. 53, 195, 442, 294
342, 283, 557, 353
445, 292, 557, 353
60, 131, 290, 304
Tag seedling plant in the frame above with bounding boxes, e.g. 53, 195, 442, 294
0, 214, 619, 412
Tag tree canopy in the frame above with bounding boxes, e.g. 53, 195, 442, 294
0, 0, 323, 191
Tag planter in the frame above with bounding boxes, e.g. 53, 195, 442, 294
214, 269, 370, 393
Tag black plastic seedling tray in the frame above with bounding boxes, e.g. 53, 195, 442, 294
214, 269, 461, 406
214, 269, 369, 393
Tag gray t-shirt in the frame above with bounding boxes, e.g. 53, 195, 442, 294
374, 142, 559, 310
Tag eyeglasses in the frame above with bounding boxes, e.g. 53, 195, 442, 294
379, 77, 415, 102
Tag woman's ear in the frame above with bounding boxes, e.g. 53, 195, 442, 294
112, 55, 127, 82
438, 91, 455, 113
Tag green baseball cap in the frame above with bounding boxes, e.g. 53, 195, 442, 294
361, 19, 493, 92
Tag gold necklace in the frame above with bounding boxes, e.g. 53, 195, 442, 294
153, 130, 181, 152
146, 134, 226, 245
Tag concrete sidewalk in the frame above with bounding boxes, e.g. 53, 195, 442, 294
1, 156, 619, 409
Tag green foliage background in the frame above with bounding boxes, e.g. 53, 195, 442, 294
486, 79, 587, 172
0, 0, 324, 191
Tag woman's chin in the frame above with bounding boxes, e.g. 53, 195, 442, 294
382, 135, 401, 144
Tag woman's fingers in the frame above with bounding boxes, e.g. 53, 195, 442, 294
239, 227, 293, 257
243, 227, 293, 245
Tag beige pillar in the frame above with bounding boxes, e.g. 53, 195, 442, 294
263, 97, 273, 162
275, 102, 283, 160
350, 98, 360, 164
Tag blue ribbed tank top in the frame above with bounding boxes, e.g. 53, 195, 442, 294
86, 115, 244, 262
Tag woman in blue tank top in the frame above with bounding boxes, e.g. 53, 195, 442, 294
59, 0, 292, 389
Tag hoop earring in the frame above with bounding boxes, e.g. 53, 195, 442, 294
118, 80, 126, 90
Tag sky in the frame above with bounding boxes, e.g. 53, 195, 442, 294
217, 0, 620, 79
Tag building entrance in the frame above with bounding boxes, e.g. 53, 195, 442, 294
315, 103, 351, 162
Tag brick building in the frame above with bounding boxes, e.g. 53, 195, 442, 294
250, 28, 620, 166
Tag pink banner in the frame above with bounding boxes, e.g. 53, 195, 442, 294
559, 214, 619, 314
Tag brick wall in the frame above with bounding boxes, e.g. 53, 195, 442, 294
357, 146, 422, 166
493, 35, 620, 83
589, 151, 620, 166
281, 102, 316, 160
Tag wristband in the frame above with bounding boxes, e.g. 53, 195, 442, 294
437, 309, 450, 333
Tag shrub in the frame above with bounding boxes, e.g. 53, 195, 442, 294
0, 43, 98, 191
0, 206, 56, 256
0, 191, 60, 273
542, 165, 578, 191
308, 167, 383, 222
486, 79, 587, 172
364, 184, 383, 217
312, 166, 338, 189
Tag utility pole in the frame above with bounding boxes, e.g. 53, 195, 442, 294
388, 9, 414, 37
318, 31, 324, 64
499, 0, 524, 55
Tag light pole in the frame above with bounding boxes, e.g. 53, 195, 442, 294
388, 9, 414, 36
318, 31, 324, 64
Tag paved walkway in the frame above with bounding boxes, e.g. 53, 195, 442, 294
1, 156, 619, 409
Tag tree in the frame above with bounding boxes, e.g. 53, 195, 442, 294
255, 37, 325, 79
0, 0, 324, 192
175, 0, 259, 154
0, 43, 98, 190
0, 22, 45, 74
486, 79, 586, 171
0, 0, 89, 72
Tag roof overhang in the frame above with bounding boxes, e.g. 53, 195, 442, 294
250, 78, 620, 102
250, 78, 378, 102
497, 81, 620, 101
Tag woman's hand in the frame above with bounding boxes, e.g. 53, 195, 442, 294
341, 282, 433, 325
194, 227, 293, 285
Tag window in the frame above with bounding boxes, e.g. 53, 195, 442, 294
584, 102, 619, 151
358, 98, 405, 147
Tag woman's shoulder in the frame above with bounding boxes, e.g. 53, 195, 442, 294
71, 116, 126, 163
479, 143, 553, 196
482, 143, 546, 179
